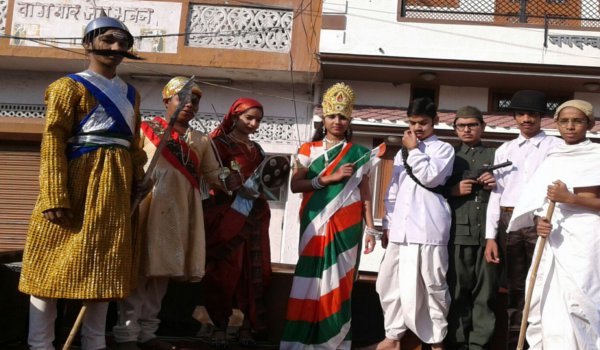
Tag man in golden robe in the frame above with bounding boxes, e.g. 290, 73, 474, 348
18, 16, 147, 350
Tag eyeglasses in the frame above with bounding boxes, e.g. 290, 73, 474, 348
557, 118, 588, 127
454, 122, 481, 130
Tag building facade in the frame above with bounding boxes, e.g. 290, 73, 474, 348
298, 0, 600, 271
0, 0, 322, 262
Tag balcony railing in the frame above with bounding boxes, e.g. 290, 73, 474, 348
399, 0, 600, 28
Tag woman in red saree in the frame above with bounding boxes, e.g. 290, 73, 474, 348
202, 97, 271, 348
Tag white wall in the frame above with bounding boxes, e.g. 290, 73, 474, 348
439, 86, 489, 111
323, 79, 411, 107
320, 0, 600, 68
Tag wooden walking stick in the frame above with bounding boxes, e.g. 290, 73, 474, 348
62, 304, 87, 350
516, 200, 556, 350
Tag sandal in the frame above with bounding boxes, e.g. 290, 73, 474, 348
238, 328, 257, 348
211, 329, 229, 349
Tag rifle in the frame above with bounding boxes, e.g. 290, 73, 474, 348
463, 160, 512, 180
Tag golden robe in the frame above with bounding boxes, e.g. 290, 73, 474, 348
19, 76, 147, 299
138, 120, 221, 282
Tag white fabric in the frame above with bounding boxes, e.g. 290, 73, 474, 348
113, 276, 169, 343
507, 140, 600, 349
298, 143, 380, 252
485, 131, 562, 239
77, 70, 135, 133
29, 296, 108, 350
383, 135, 454, 245
376, 242, 450, 344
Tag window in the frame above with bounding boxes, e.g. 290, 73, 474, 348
490, 91, 571, 114
411, 86, 438, 104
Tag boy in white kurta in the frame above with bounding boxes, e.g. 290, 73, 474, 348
507, 100, 600, 350
376, 98, 454, 350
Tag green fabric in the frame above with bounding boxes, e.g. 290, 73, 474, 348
299, 143, 370, 236
294, 222, 362, 278
446, 244, 499, 349
281, 297, 352, 344
445, 143, 496, 246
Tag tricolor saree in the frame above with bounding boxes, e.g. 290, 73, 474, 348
281, 141, 383, 349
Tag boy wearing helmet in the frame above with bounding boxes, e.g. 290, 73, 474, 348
18, 16, 146, 350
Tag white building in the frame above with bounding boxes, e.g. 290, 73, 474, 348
277, 0, 600, 271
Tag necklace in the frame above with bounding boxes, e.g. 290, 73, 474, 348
227, 133, 257, 161
228, 132, 254, 149
179, 136, 191, 167
324, 137, 345, 149
322, 139, 345, 167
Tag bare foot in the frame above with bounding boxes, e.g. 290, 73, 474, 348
375, 338, 401, 350
430, 343, 444, 350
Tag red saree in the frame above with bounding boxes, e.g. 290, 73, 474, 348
202, 98, 271, 331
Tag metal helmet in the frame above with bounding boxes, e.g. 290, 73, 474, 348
82, 16, 134, 48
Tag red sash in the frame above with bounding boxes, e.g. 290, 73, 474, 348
141, 117, 201, 190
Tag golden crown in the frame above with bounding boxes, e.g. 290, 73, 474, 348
322, 82, 355, 119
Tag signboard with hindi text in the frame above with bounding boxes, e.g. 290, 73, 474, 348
10, 0, 182, 53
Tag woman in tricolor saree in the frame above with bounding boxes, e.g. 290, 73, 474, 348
202, 97, 271, 348
281, 83, 383, 349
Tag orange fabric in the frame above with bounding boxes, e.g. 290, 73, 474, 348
301, 201, 363, 257
285, 268, 355, 322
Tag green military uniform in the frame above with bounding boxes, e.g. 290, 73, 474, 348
445, 142, 498, 350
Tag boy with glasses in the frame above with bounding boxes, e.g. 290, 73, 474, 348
444, 106, 498, 350
507, 100, 600, 349
483, 90, 563, 349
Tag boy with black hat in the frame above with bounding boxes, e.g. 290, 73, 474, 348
445, 106, 498, 350
18, 15, 146, 350
483, 90, 563, 349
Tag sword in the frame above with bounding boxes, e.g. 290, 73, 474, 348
130, 76, 196, 215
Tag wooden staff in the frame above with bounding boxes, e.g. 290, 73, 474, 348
516, 200, 556, 350
62, 304, 87, 350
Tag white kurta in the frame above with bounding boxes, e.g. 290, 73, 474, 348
485, 132, 562, 239
508, 140, 600, 350
139, 129, 221, 281
378, 135, 454, 344
384, 135, 455, 245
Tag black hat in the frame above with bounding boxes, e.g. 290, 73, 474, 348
507, 90, 547, 114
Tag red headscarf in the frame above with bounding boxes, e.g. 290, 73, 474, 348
210, 97, 264, 139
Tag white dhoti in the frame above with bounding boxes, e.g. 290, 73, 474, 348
376, 242, 450, 344
524, 208, 600, 350
112, 276, 169, 343
29, 296, 108, 350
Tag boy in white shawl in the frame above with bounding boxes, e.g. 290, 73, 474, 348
507, 100, 600, 349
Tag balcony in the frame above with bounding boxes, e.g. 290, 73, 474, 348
399, 0, 600, 29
